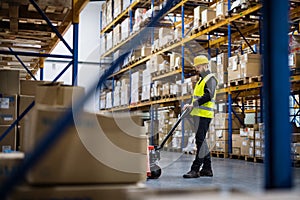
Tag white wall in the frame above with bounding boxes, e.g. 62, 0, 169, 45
36, 1, 103, 112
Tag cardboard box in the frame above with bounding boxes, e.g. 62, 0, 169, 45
0, 95, 17, 125
141, 46, 151, 57
0, 125, 17, 151
18, 95, 35, 151
255, 148, 263, 157
216, 1, 228, 17
24, 107, 147, 184
215, 130, 239, 141
0, 70, 20, 95
159, 28, 172, 40
106, 31, 113, 50
214, 113, 243, 130
106, 91, 112, 108
240, 53, 261, 63
194, 6, 206, 21
201, 8, 216, 25
232, 147, 241, 155
123, 0, 131, 11
240, 62, 261, 78
100, 35, 106, 55
20, 80, 50, 96
114, 0, 123, 18
100, 92, 106, 109
241, 137, 250, 156
255, 139, 262, 149
249, 147, 254, 157
0, 152, 24, 182
106, 0, 113, 24
232, 134, 243, 148
121, 17, 130, 41
174, 28, 188, 40
101, 2, 107, 28
113, 24, 121, 46
35, 84, 84, 107
289, 52, 300, 69
215, 140, 228, 153
240, 128, 255, 138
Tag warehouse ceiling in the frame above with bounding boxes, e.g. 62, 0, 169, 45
0, 0, 89, 79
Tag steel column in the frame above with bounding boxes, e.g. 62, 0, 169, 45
72, 23, 79, 86
262, 0, 292, 189
40, 68, 44, 81
181, 4, 185, 149
129, 6, 133, 32
227, 0, 232, 155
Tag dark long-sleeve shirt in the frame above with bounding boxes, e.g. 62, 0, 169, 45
192, 70, 217, 107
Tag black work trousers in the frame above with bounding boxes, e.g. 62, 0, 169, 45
191, 116, 212, 172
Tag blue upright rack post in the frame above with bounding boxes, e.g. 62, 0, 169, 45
181, 3, 185, 149
227, 0, 232, 155
72, 2, 79, 86
262, 0, 292, 189
40, 68, 44, 81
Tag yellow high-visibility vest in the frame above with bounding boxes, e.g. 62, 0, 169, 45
190, 74, 217, 118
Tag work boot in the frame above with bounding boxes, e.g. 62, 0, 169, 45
199, 169, 213, 177
183, 170, 200, 178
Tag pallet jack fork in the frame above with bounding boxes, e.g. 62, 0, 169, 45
147, 108, 192, 179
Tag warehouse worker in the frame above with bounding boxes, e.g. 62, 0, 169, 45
182, 55, 218, 178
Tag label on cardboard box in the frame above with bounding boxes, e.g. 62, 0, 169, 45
2, 115, 13, 121
255, 140, 261, 148
0, 98, 9, 109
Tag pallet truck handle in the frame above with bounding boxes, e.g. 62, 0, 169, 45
155, 107, 192, 151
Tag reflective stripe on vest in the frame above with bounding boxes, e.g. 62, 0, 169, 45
190, 74, 217, 118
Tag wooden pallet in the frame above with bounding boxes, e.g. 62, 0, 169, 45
212, 15, 226, 24
162, 94, 171, 99
229, 154, 245, 160
151, 96, 162, 101
229, 77, 250, 86
244, 155, 264, 163
249, 75, 262, 83
211, 151, 229, 158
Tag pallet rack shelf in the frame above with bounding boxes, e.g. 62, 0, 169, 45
99, 0, 300, 159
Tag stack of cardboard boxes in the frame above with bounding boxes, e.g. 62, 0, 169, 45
213, 113, 244, 153
228, 53, 261, 82
0, 70, 19, 152
7, 83, 147, 198
131, 71, 142, 104
216, 53, 228, 87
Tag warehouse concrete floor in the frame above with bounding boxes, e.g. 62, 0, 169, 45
146, 152, 300, 193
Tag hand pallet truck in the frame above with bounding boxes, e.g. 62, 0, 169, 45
147, 108, 191, 179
